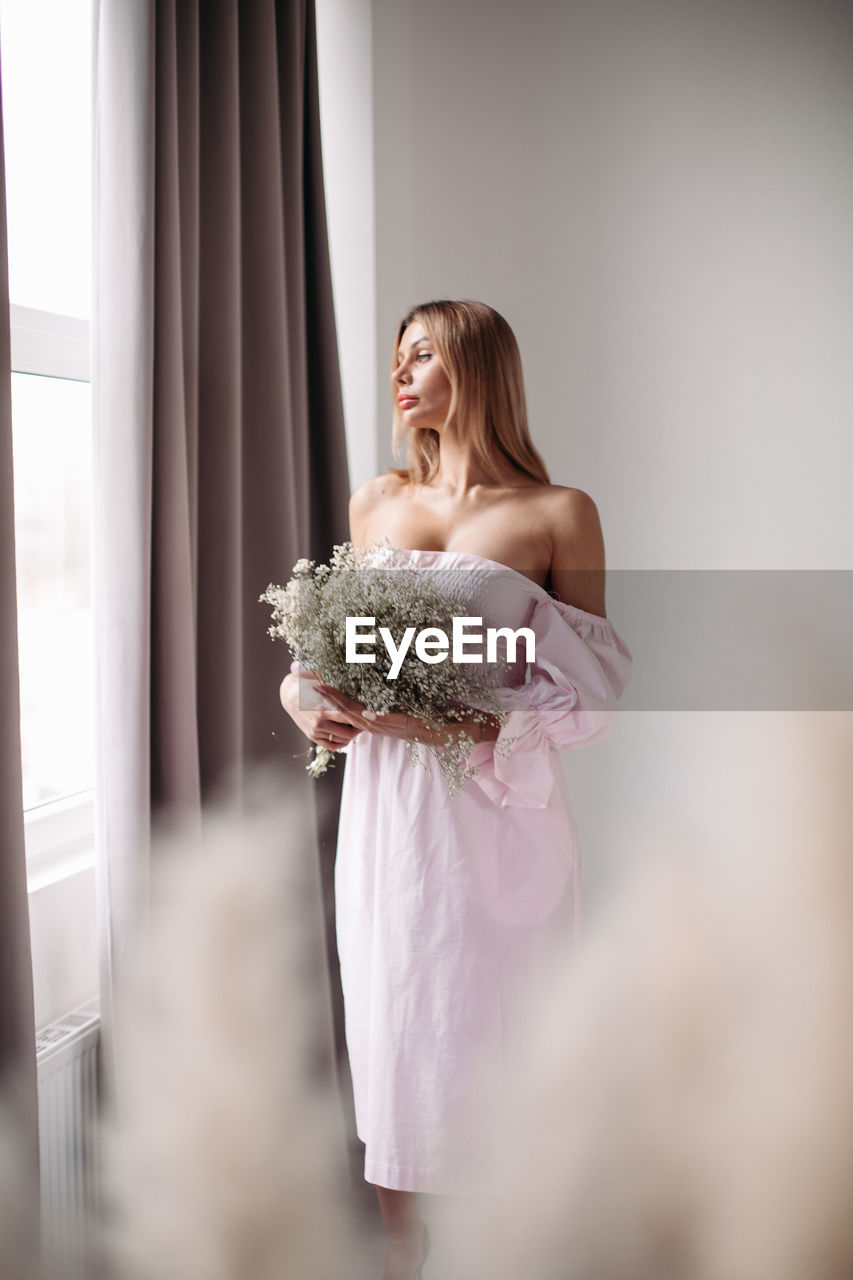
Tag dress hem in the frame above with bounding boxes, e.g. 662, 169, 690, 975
363, 1155, 479, 1197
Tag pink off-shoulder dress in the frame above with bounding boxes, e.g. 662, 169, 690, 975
334, 549, 632, 1194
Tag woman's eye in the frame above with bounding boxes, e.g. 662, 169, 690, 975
416, 351, 431, 362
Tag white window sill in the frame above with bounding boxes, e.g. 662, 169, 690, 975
10, 304, 90, 381
25, 791, 95, 893
26, 792, 98, 1029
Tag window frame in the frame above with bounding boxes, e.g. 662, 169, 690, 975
10, 304, 89, 380
10, 303, 95, 887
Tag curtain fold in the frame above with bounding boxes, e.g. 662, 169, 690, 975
94, 0, 349, 1070
0, 50, 39, 1262
93, 0, 156, 1037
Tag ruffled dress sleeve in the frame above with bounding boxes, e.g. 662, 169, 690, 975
468, 595, 632, 809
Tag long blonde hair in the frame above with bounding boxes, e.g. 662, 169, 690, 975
391, 299, 551, 485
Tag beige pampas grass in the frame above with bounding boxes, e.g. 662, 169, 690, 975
98, 786, 357, 1280
440, 714, 853, 1280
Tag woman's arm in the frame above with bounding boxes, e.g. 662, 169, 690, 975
348, 472, 406, 548
279, 475, 412, 750
279, 667, 362, 753
547, 488, 607, 618
312, 683, 501, 747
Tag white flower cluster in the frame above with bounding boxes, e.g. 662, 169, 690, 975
260, 540, 507, 794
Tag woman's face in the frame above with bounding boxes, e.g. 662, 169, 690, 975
392, 321, 452, 432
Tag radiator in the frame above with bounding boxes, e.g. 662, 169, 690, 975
36, 999, 100, 1278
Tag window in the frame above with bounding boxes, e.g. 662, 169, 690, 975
0, 0, 94, 882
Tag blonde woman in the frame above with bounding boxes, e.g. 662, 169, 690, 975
280, 300, 631, 1280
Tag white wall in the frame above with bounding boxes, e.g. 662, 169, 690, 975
315, 0, 377, 492
371, 0, 853, 571
320, 0, 853, 904
368, 0, 853, 900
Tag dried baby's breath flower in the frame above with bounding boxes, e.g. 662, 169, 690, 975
305, 747, 334, 779
260, 539, 507, 795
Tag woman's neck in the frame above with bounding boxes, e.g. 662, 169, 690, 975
427, 433, 519, 496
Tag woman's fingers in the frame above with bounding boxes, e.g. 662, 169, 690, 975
279, 670, 363, 749
319, 718, 359, 743
313, 684, 366, 717
316, 689, 390, 736
310, 684, 431, 743
312, 720, 359, 751
289, 676, 461, 748
322, 700, 413, 741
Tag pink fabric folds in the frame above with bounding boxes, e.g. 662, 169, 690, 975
469, 594, 633, 808
334, 550, 632, 1193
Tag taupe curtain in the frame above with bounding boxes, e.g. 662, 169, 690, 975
150, 0, 349, 808
0, 53, 39, 1262
94, 0, 349, 1050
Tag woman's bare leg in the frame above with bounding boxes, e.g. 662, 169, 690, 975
374, 1186, 428, 1280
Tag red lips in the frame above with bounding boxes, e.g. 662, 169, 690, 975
397, 395, 418, 407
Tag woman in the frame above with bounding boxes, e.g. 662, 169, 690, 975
280, 300, 631, 1279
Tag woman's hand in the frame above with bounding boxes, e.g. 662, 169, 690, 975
313, 684, 501, 748
279, 665, 362, 753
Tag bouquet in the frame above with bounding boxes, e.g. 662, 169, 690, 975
260, 540, 507, 795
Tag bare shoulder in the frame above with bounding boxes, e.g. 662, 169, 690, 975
509, 484, 602, 552
536, 483, 600, 520
349, 471, 409, 543
538, 485, 607, 616
349, 470, 408, 509
535, 486, 603, 559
